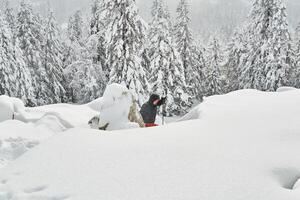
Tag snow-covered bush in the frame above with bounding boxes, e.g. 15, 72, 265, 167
0, 95, 14, 122
0, 95, 28, 123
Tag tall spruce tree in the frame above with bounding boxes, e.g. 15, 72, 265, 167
4, 1, 16, 41
174, 0, 197, 95
149, 0, 191, 115
190, 44, 206, 100
238, 0, 294, 91
293, 22, 300, 88
68, 10, 84, 43
105, 0, 149, 105
205, 36, 224, 96
295, 22, 300, 60
42, 9, 66, 103
17, 1, 67, 105
63, 10, 85, 69
0, 13, 34, 105
16, 1, 43, 105
225, 28, 246, 92
89, 0, 109, 79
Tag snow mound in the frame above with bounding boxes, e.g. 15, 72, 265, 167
10, 97, 25, 113
0, 96, 27, 123
0, 96, 14, 122
34, 114, 69, 132
97, 83, 139, 130
86, 97, 103, 111
276, 87, 297, 92
24, 104, 98, 128
1, 89, 300, 199
293, 178, 300, 190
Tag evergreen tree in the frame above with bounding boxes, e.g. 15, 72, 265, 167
90, 0, 108, 35
89, 0, 109, 79
293, 22, 300, 88
4, 1, 16, 39
16, 1, 44, 105
238, 0, 294, 91
68, 10, 84, 43
42, 9, 67, 103
17, 1, 66, 105
0, 13, 34, 105
105, 0, 149, 105
224, 29, 246, 92
205, 36, 224, 96
190, 44, 206, 100
174, 0, 193, 85
148, 0, 191, 115
295, 22, 300, 59
63, 10, 85, 68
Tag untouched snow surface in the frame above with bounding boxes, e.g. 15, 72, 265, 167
0, 89, 300, 199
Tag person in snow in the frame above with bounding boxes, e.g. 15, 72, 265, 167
140, 94, 166, 127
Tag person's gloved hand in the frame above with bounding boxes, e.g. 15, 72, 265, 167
161, 97, 167, 104
157, 97, 167, 106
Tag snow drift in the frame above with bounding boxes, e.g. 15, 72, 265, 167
1, 89, 300, 200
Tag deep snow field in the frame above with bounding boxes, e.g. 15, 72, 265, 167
1, 87, 300, 200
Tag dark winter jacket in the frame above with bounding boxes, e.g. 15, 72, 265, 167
140, 94, 164, 124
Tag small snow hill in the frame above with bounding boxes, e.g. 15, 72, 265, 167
1, 89, 300, 200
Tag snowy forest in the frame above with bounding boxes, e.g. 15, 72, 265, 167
1, 0, 300, 116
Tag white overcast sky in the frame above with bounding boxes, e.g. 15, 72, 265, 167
1, 0, 300, 33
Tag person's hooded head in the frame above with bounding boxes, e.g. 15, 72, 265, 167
149, 94, 160, 106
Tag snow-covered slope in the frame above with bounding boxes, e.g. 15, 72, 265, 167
0, 89, 300, 199
0, 120, 55, 168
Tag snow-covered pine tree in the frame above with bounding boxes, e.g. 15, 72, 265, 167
293, 22, 300, 88
90, 0, 108, 35
296, 22, 300, 53
0, 13, 34, 105
41, 9, 67, 103
68, 10, 84, 43
62, 10, 85, 69
204, 36, 225, 96
89, 0, 109, 80
105, 0, 149, 105
190, 44, 206, 100
174, 0, 193, 83
174, 0, 205, 100
148, 0, 191, 115
3, 1, 16, 41
238, 0, 294, 91
63, 8, 107, 103
16, 1, 44, 105
224, 28, 246, 93
17, 1, 66, 105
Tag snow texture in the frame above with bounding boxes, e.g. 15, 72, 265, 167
0, 89, 300, 199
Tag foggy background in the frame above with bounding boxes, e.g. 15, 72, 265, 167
1, 0, 300, 37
